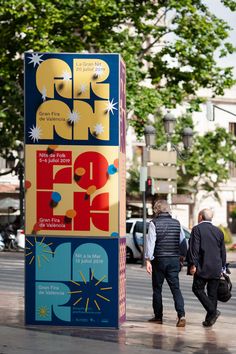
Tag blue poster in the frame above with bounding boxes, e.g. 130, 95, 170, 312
25, 236, 119, 327
24, 53, 120, 146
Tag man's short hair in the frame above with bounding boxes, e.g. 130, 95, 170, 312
199, 208, 213, 221
154, 199, 170, 215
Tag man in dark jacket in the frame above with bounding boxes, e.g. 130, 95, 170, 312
187, 208, 226, 327
145, 199, 187, 327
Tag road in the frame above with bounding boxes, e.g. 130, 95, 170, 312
0, 252, 236, 353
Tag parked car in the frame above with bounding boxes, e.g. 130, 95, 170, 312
126, 218, 191, 263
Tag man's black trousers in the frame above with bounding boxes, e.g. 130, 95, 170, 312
192, 274, 220, 319
151, 257, 185, 319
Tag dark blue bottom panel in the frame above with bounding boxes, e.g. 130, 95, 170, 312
25, 236, 119, 327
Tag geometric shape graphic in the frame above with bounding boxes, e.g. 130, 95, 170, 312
35, 240, 71, 281
73, 243, 108, 283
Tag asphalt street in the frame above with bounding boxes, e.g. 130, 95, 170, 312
0, 251, 236, 354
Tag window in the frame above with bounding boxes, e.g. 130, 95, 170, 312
126, 222, 133, 233
133, 221, 149, 234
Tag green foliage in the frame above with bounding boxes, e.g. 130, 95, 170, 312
218, 224, 233, 244
230, 208, 236, 218
168, 115, 236, 198
0, 0, 236, 152
127, 110, 236, 201
126, 168, 140, 197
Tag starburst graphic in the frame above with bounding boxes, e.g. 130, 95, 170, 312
62, 71, 72, 81
28, 125, 42, 142
94, 65, 104, 78
106, 99, 118, 115
37, 306, 49, 318
94, 123, 104, 135
77, 83, 87, 96
28, 53, 44, 67
41, 86, 47, 101
68, 110, 80, 124
69, 270, 112, 313
80, 84, 87, 93
25, 237, 55, 267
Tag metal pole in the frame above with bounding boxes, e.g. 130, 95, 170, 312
167, 140, 172, 206
18, 161, 24, 227
142, 146, 147, 267
142, 189, 147, 267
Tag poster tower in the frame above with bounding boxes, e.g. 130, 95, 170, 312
24, 53, 126, 327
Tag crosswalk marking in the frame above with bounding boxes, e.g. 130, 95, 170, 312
0, 256, 235, 321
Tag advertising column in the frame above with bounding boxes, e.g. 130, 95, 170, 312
24, 53, 126, 327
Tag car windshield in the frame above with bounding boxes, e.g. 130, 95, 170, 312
134, 221, 149, 233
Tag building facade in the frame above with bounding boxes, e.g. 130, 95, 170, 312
126, 87, 236, 231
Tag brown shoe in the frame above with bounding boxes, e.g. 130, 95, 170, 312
148, 317, 163, 324
176, 317, 186, 327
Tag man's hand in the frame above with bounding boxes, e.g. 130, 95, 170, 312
189, 265, 196, 275
146, 260, 152, 275
179, 256, 185, 270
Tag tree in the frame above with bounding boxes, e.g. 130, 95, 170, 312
179, 127, 236, 199
0, 0, 236, 153
126, 112, 236, 225
172, 115, 236, 199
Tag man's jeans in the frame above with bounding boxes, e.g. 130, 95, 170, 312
151, 256, 185, 319
192, 274, 220, 319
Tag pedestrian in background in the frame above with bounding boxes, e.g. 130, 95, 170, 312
145, 199, 187, 327
187, 208, 226, 327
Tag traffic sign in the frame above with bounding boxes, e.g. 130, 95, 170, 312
148, 165, 177, 179
147, 150, 177, 164
153, 180, 177, 194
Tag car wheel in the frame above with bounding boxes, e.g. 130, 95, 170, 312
126, 247, 134, 263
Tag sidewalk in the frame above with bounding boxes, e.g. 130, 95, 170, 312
0, 325, 180, 354
0, 252, 236, 354
227, 234, 236, 264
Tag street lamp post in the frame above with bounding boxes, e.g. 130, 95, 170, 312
4, 142, 24, 227
142, 125, 156, 267
163, 111, 177, 137
162, 112, 193, 204
16, 160, 24, 227
140, 115, 193, 267
163, 112, 193, 151
182, 127, 194, 150
15, 142, 24, 227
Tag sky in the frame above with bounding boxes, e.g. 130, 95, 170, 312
205, 0, 236, 77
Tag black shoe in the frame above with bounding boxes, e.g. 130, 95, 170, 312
148, 317, 163, 324
202, 310, 221, 327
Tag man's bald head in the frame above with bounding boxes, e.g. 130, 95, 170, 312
198, 208, 214, 222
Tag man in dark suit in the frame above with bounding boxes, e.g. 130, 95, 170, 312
187, 208, 226, 327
